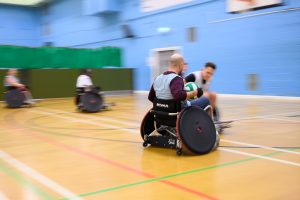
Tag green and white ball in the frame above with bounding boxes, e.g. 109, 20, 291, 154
184, 82, 199, 99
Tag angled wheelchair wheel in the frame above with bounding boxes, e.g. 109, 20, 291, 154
4, 89, 25, 108
140, 110, 155, 141
80, 92, 103, 112
177, 106, 217, 155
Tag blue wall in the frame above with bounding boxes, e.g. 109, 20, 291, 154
0, 4, 41, 46
1, 0, 300, 96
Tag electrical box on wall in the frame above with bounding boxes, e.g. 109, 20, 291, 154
83, 0, 120, 15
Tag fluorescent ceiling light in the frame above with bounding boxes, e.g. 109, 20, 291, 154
0, 0, 47, 6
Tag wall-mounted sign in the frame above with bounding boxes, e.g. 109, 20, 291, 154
227, 0, 282, 13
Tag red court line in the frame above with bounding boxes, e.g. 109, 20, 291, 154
3, 120, 218, 200
32, 132, 218, 200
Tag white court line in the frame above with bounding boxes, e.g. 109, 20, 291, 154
35, 107, 139, 127
30, 109, 137, 134
219, 148, 300, 167
0, 191, 9, 200
29, 107, 300, 167
35, 107, 300, 128
262, 117, 300, 123
33, 107, 300, 155
0, 151, 82, 200
226, 110, 300, 122
222, 139, 300, 155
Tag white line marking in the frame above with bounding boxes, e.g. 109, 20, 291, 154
29, 108, 300, 167
0, 151, 82, 200
221, 139, 300, 155
34, 108, 300, 151
31, 107, 300, 162
219, 148, 300, 167
36, 106, 300, 126
30, 109, 137, 134
226, 110, 300, 122
0, 191, 9, 200
262, 117, 300, 123
35, 107, 140, 127
135, 91, 300, 101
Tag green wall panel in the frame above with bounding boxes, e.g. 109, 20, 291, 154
92, 69, 133, 91
30, 69, 79, 99
0, 68, 133, 100
0, 46, 122, 69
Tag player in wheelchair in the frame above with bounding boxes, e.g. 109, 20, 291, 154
140, 54, 219, 155
4, 69, 35, 108
75, 69, 112, 112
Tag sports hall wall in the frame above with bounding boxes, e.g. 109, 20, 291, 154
0, 0, 300, 97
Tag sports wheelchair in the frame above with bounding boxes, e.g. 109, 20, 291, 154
140, 98, 219, 155
76, 86, 104, 112
4, 88, 26, 108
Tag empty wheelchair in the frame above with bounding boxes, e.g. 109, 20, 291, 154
140, 98, 219, 155
4, 88, 26, 108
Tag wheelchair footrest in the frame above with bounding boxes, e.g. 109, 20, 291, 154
147, 135, 177, 149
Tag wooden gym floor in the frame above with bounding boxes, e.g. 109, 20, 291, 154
0, 93, 299, 200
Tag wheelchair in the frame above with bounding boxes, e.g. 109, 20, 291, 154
4, 88, 26, 108
76, 86, 104, 112
140, 98, 220, 155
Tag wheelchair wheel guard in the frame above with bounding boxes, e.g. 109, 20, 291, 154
177, 106, 217, 155
140, 110, 155, 140
80, 92, 103, 112
5, 89, 25, 108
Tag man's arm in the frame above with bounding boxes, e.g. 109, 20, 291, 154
148, 85, 155, 102
184, 73, 196, 83
170, 77, 202, 101
5, 76, 24, 88
171, 77, 203, 101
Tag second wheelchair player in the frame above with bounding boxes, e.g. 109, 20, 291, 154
75, 69, 104, 112
4, 68, 35, 108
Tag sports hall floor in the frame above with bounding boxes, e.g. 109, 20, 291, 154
0, 93, 300, 200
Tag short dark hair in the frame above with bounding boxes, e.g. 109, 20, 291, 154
81, 69, 92, 75
205, 62, 216, 70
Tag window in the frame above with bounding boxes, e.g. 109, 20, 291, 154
187, 27, 197, 42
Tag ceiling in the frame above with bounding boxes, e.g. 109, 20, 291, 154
0, 0, 48, 6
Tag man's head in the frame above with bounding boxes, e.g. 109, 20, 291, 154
169, 53, 185, 74
82, 69, 92, 77
201, 62, 216, 81
8, 69, 18, 76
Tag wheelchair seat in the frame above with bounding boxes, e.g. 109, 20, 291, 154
141, 98, 219, 155
151, 98, 181, 127
4, 88, 26, 108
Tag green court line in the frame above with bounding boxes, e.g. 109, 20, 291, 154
61, 150, 292, 199
0, 161, 56, 200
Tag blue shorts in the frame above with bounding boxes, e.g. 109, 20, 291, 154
181, 96, 210, 109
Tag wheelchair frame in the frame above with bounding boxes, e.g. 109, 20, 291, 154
141, 99, 218, 155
